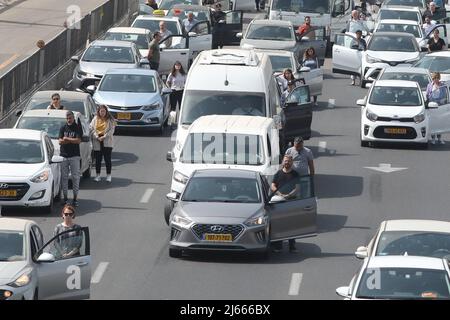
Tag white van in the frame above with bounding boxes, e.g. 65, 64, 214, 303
172, 48, 283, 159
165, 115, 281, 224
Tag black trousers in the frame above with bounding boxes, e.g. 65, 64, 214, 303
149, 61, 159, 71
94, 142, 112, 175
255, 0, 260, 9
170, 90, 184, 111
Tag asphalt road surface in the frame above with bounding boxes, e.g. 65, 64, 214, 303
2, 9, 450, 300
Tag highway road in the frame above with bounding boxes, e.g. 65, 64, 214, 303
2, 8, 450, 300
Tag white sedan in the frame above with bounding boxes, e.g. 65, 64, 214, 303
0, 129, 63, 213
413, 51, 450, 83
336, 256, 450, 300
355, 219, 450, 260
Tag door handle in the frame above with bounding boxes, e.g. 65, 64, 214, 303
180, 53, 187, 55
76, 262, 88, 267
303, 206, 314, 211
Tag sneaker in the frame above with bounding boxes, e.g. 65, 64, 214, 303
106, 175, 112, 183
63, 198, 69, 205
439, 140, 445, 145
72, 199, 79, 207
351, 79, 355, 86
94, 175, 101, 182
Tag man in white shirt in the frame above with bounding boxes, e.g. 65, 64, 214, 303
182, 12, 199, 33
159, 21, 173, 47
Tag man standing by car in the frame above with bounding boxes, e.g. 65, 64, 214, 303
59, 111, 82, 207
350, 30, 367, 85
159, 21, 173, 47
423, 2, 445, 22
285, 137, 315, 177
212, 3, 226, 49
271, 155, 301, 253
148, 31, 162, 71
183, 12, 199, 33
297, 16, 313, 36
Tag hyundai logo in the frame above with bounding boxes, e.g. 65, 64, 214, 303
0, 183, 8, 189
210, 225, 224, 232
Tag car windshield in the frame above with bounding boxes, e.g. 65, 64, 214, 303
104, 32, 149, 50
159, 0, 201, 10
132, 19, 180, 35
369, 86, 422, 106
99, 74, 157, 93
0, 139, 44, 164
25, 98, 86, 115
272, 0, 330, 14
379, 72, 429, 90
180, 133, 265, 166
413, 56, 450, 73
379, 10, 420, 22
180, 90, 266, 125
376, 23, 422, 38
247, 25, 294, 41
376, 231, 450, 258
356, 268, 450, 299
269, 55, 294, 72
0, 231, 25, 262
16, 117, 66, 139
368, 35, 417, 52
384, 0, 425, 8
82, 45, 135, 64
182, 176, 261, 203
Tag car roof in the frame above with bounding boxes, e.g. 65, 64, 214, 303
134, 15, 180, 22
193, 169, 258, 179
189, 115, 273, 135
20, 109, 82, 119
373, 79, 420, 87
367, 256, 446, 270
170, 4, 210, 11
383, 219, 450, 232
106, 27, 150, 35
30, 90, 89, 101
104, 68, 158, 76
0, 218, 34, 232
90, 40, 134, 47
0, 129, 42, 140
377, 19, 420, 25
371, 31, 416, 38
382, 67, 429, 74
380, 5, 422, 11
251, 19, 293, 27
254, 49, 294, 57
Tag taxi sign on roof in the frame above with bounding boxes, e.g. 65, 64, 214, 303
153, 9, 165, 16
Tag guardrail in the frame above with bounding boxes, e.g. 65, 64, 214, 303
0, 0, 139, 124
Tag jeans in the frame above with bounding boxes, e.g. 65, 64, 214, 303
94, 142, 112, 175
170, 90, 184, 111
61, 156, 81, 199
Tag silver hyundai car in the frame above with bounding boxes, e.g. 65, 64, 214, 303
167, 169, 317, 258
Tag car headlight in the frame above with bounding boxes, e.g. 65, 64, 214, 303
366, 55, 382, 64
8, 269, 32, 287
414, 112, 425, 123
244, 214, 268, 227
142, 103, 160, 111
366, 110, 378, 122
171, 214, 193, 228
30, 170, 49, 183
173, 171, 188, 184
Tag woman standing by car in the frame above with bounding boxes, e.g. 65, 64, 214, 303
166, 61, 187, 114
427, 72, 447, 144
277, 68, 296, 92
90, 105, 116, 182
53, 204, 82, 258
301, 47, 319, 105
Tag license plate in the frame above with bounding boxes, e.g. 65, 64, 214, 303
384, 128, 407, 134
0, 190, 17, 197
117, 113, 131, 120
203, 234, 233, 242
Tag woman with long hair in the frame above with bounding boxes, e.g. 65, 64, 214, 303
301, 47, 320, 106
166, 61, 187, 113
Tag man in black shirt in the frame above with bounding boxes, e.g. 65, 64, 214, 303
146, 0, 158, 10
212, 3, 226, 49
271, 155, 300, 253
59, 111, 82, 206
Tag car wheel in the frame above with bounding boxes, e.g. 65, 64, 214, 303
33, 288, 38, 300
361, 140, 369, 147
164, 200, 174, 225
169, 247, 182, 258
417, 142, 429, 150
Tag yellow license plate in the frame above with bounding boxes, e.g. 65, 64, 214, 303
203, 234, 233, 242
0, 190, 17, 197
117, 113, 131, 120
384, 128, 407, 134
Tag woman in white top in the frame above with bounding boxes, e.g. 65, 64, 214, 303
166, 61, 187, 111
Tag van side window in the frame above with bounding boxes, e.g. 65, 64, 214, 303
267, 134, 272, 158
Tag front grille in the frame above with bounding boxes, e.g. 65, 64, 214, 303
108, 105, 142, 111
373, 126, 417, 140
0, 183, 30, 201
377, 116, 415, 122
192, 224, 244, 241
110, 112, 143, 121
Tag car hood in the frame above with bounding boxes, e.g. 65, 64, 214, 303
0, 163, 45, 178
367, 104, 424, 117
79, 61, 137, 76
176, 201, 264, 219
271, 11, 330, 27
93, 91, 160, 107
365, 50, 420, 62
241, 39, 296, 50
0, 261, 29, 285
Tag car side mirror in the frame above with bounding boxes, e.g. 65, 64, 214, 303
365, 83, 372, 89
166, 151, 175, 162
166, 192, 180, 202
86, 85, 96, 93
51, 155, 64, 163
81, 136, 90, 143
140, 58, 150, 66
236, 32, 243, 38
16, 110, 22, 117
162, 88, 172, 95
37, 252, 55, 263
299, 66, 311, 73
269, 195, 286, 203
356, 99, 366, 106
336, 286, 351, 298
188, 32, 198, 37
71, 56, 80, 63
301, 36, 310, 42
428, 101, 439, 109
355, 246, 368, 259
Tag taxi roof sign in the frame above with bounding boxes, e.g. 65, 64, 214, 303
153, 9, 165, 16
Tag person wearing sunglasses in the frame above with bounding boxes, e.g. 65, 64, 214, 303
53, 204, 82, 258
47, 93, 65, 110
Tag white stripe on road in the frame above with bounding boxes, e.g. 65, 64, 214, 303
140, 188, 154, 203
288, 273, 303, 296
328, 99, 335, 109
91, 262, 109, 284
318, 141, 327, 153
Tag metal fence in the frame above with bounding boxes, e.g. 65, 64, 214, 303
0, 0, 138, 122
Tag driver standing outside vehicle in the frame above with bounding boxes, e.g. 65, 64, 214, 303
212, 3, 226, 49
271, 155, 300, 253
285, 137, 315, 176
350, 30, 367, 86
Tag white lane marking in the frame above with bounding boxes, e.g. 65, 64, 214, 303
364, 163, 408, 173
288, 273, 303, 296
140, 188, 154, 203
318, 141, 327, 153
328, 98, 335, 109
91, 262, 109, 284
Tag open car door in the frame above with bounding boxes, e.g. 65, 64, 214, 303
299, 66, 323, 97
297, 26, 327, 66
428, 86, 450, 135
188, 21, 212, 60
332, 33, 362, 76
158, 35, 190, 76
219, 10, 243, 46
269, 175, 317, 242
422, 24, 449, 48
35, 227, 91, 300
282, 85, 313, 142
